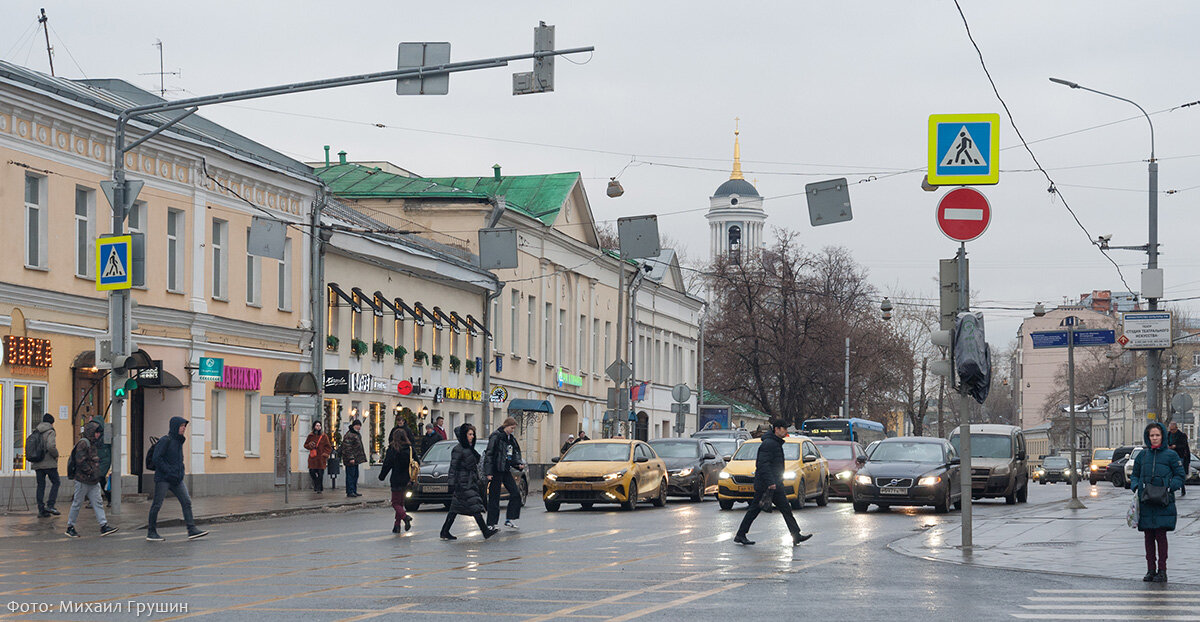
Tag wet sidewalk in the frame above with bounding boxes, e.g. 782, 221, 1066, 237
891, 483, 1200, 584
0, 485, 391, 537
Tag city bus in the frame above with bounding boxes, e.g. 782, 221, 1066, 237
800, 418, 886, 445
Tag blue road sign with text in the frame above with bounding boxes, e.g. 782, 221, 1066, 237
1032, 329, 1115, 349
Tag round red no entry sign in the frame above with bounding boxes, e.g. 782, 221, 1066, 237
936, 187, 991, 242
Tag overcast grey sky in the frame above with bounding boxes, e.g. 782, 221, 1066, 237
5, 1, 1200, 348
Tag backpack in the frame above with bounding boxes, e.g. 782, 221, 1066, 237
66, 445, 78, 480
145, 436, 160, 471
25, 429, 46, 464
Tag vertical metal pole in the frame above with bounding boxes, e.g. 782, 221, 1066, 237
311, 190, 325, 490
697, 312, 705, 435
1066, 319, 1085, 509
613, 264, 625, 438
1146, 157, 1160, 422
843, 337, 851, 418
482, 287, 502, 432
957, 242, 972, 551
109, 120, 129, 517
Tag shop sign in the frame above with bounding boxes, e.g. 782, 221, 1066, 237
557, 367, 583, 388
216, 366, 262, 391
198, 357, 224, 382
490, 386, 509, 403
4, 336, 52, 368
397, 380, 413, 395
370, 377, 390, 392
324, 369, 349, 394
136, 360, 164, 387
444, 387, 483, 402
349, 372, 372, 393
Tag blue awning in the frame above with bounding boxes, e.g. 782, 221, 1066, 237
507, 399, 553, 413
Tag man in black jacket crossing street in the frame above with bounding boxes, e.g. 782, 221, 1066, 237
484, 417, 525, 529
146, 417, 208, 542
734, 419, 812, 546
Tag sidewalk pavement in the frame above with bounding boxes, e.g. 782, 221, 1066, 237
0, 486, 391, 537
891, 483, 1200, 584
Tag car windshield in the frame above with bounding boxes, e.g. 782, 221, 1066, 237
1094, 449, 1114, 461
1043, 457, 1069, 468
815, 444, 853, 460
649, 442, 700, 459
561, 443, 630, 462
870, 442, 945, 463
949, 434, 1012, 459
731, 442, 801, 461
709, 440, 739, 457
422, 440, 488, 463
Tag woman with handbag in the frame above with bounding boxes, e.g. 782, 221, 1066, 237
303, 422, 333, 493
378, 433, 414, 533
1131, 422, 1186, 583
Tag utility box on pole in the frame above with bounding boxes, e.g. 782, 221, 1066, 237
513, 22, 555, 95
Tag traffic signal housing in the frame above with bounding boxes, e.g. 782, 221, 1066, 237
113, 377, 138, 400
929, 328, 955, 385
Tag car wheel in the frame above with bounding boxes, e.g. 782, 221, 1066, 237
718, 497, 734, 510
690, 481, 703, 503
852, 500, 869, 513
953, 497, 963, 511
1039, 479, 1046, 485
791, 480, 804, 510
1110, 472, 1123, 487
623, 482, 639, 511
816, 479, 829, 507
1005, 489, 1017, 505
519, 476, 529, 505
1016, 480, 1028, 503
404, 501, 421, 512
544, 499, 560, 512
652, 479, 667, 507
934, 488, 951, 514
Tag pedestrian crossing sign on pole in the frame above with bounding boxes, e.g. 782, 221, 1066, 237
96, 235, 132, 291
928, 113, 1000, 186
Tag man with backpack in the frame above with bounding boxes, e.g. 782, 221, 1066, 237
64, 420, 118, 538
28, 413, 60, 517
146, 416, 208, 542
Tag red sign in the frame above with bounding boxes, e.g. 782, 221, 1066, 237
936, 187, 991, 242
397, 380, 413, 395
1117, 334, 1130, 346
215, 366, 261, 391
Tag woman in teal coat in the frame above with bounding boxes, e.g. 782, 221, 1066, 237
1130, 421, 1186, 583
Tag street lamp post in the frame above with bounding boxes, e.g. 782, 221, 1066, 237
1050, 78, 1161, 422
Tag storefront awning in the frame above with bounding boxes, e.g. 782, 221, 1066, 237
507, 399, 553, 413
328, 283, 360, 312
395, 298, 423, 326
466, 314, 492, 340
414, 302, 441, 329
352, 287, 384, 317
375, 291, 404, 321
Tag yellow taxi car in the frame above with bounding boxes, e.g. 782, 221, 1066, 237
543, 439, 668, 512
717, 435, 829, 510
1088, 447, 1115, 484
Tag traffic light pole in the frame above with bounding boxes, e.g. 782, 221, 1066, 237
1066, 318, 1086, 509
956, 242, 972, 552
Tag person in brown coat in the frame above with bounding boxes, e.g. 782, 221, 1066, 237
341, 420, 368, 498
304, 421, 333, 493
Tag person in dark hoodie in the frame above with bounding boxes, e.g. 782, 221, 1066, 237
90, 414, 112, 507
378, 432, 414, 533
734, 419, 812, 547
1131, 421, 1186, 583
146, 417, 208, 542
31, 413, 61, 517
440, 423, 498, 541
484, 417, 525, 530
65, 420, 118, 538
341, 420, 367, 498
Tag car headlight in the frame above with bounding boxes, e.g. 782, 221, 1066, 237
1064, 469, 1072, 475
603, 470, 626, 481
783, 471, 797, 481
993, 465, 1010, 476
719, 471, 731, 480
1090, 464, 1099, 471
855, 474, 872, 486
677, 468, 694, 477
836, 470, 853, 480
917, 476, 941, 486
545, 473, 557, 481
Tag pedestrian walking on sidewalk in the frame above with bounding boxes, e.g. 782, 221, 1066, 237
342, 420, 367, 498
379, 433, 414, 533
31, 413, 61, 517
304, 421, 333, 493
1132, 422, 1185, 583
485, 417, 525, 530
734, 419, 812, 547
440, 424, 498, 541
1168, 422, 1190, 497
90, 415, 112, 507
64, 420, 118, 538
146, 417, 208, 542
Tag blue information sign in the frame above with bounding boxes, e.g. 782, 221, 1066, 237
1031, 331, 1068, 349
1074, 329, 1116, 346
1031, 329, 1115, 349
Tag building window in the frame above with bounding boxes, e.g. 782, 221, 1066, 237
527, 296, 536, 361
74, 187, 96, 278
245, 227, 261, 306
1193, 353, 1200, 367
510, 290, 520, 355
25, 174, 47, 269
351, 291, 363, 342
433, 321, 442, 357
211, 389, 226, 456
558, 309, 567, 364
277, 237, 291, 311
211, 219, 228, 300
167, 209, 185, 293
605, 322, 612, 369
491, 297, 502, 352
579, 314, 587, 371
544, 302, 553, 363
592, 319, 600, 373
244, 392, 260, 456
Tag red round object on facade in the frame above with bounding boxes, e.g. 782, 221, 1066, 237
936, 187, 991, 242
397, 380, 413, 395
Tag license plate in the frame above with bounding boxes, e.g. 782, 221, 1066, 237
562, 483, 592, 490
880, 487, 908, 495
735, 484, 753, 493
424, 485, 448, 493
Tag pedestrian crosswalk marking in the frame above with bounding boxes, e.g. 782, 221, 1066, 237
1012, 591, 1200, 620
940, 125, 987, 167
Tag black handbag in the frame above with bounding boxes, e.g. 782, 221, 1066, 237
1140, 452, 1171, 507
758, 490, 775, 511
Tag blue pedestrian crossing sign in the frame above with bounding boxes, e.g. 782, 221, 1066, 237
928, 113, 1000, 186
96, 235, 132, 291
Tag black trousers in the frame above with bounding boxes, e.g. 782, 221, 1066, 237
737, 485, 800, 537
309, 468, 325, 491
442, 511, 488, 535
486, 471, 522, 525
35, 468, 60, 510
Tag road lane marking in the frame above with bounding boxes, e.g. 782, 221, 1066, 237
617, 528, 691, 543
1011, 616, 1200, 621
551, 528, 621, 542
604, 582, 746, 621
684, 532, 733, 544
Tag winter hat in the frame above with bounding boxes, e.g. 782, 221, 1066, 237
568, 435, 575, 440
350, 419, 362, 428
42, 413, 54, 424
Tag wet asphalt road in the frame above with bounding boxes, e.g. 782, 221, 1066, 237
0, 482, 1183, 621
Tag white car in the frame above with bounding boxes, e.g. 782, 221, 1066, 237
1123, 447, 1143, 489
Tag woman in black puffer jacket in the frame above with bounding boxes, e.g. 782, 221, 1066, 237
440, 424, 498, 541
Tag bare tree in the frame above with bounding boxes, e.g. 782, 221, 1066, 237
883, 289, 940, 436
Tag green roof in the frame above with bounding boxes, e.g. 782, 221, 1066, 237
314, 163, 580, 226
701, 390, 768, 418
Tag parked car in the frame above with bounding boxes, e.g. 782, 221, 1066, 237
948, 424, 1029, 504
692, 429, 751, 462
543, 440, 667, 512
852, 436, 961, 513
1124, 447, 1146, 489
407, 439, 528, 511
1038, 455, 1078, 484
1088, 447, 1115, 484
813, 440, 866, 499
717, 435, 829, 510
647, 438, 726, 501
1106, 456, 1130, 488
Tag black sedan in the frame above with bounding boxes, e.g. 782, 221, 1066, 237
647, 438, 726, 501
1105, 456, 1130, 488
406, 439, 528, 511
851, 437, 961, 514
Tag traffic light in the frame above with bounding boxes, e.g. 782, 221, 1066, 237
929, 328, 955, 383
513, 22, 555, 95
113, 377, 138, 400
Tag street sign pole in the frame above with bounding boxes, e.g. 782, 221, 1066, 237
956, 242, 972, 553
1066, 318, 1086, 509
